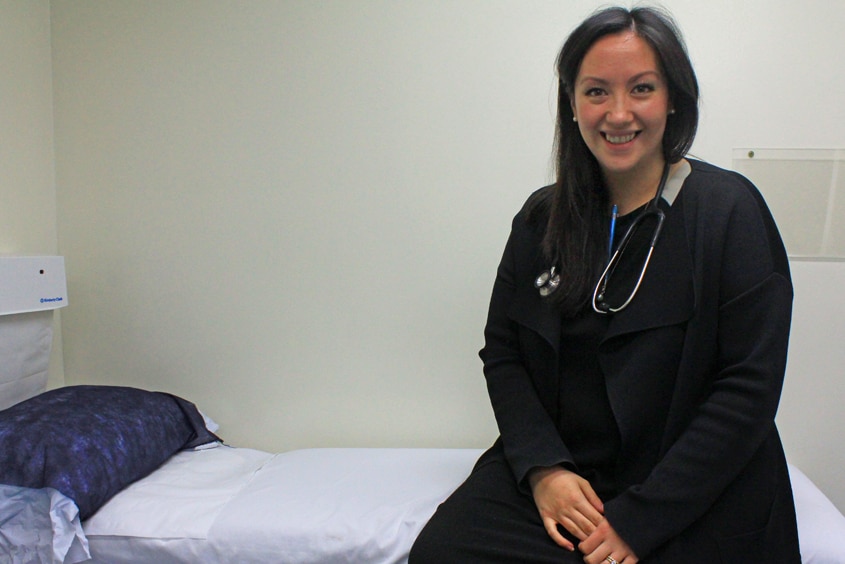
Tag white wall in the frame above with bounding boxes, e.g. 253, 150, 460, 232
50, 0, 845, 509
0, 0, 64, 388
779, 261, 845, 510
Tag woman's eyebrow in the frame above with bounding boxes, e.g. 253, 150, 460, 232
577, 70, 662, 86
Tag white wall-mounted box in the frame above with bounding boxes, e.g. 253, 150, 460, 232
0, 256, 68, 315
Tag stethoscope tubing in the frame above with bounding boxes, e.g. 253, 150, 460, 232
591, 216, 663, 313
591, 164, 670, 313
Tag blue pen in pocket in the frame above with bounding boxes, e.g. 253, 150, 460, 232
608, 204, 618, 263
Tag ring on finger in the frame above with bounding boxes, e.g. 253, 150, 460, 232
605, 556, 618, 564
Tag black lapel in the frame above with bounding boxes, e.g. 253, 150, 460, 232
508, 277, 561, 354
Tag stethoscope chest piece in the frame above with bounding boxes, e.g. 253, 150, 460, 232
535, 266, 560, 297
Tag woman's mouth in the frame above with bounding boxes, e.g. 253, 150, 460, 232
603, 132, 638, 144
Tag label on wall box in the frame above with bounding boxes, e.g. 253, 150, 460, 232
0, 256, 68, 315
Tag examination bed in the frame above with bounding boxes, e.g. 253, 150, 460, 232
82, 446, 845, 564
2, 384, 845, 563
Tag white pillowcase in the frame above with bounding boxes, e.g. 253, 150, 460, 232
0, 484, 90, 564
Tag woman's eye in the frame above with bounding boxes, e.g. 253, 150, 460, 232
585, 87, 605, 97
632, 83, 656, 94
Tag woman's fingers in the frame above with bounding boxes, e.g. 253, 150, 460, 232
582, 481, 605, 514
542, 516, 575, 551
579, 519, 639, 564
529, 466, 607, 547
559, 511, 595, 540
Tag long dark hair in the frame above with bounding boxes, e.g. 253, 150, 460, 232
528, 6, 699, 316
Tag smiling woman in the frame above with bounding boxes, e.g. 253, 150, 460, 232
409, 6, 799, 564
571, 32, 671, 212
541, 6, 699, 318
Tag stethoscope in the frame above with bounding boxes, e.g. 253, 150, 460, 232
535, 163, 670, 311
534, 266, 560, 297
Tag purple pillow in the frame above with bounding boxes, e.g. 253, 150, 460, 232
0, 385, 220, 520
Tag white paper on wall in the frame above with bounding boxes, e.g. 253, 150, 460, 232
733, 149, 845, 259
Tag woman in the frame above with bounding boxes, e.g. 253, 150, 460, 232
410, 6, 800, 564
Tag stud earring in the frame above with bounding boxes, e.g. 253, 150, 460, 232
668, 109, 676, 115
572, 116, 578, 122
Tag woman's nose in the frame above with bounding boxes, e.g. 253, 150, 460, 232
606, 97, 633, 124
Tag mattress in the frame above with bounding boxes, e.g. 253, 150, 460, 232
83, 446, 481, 563
82, 446, 845, 564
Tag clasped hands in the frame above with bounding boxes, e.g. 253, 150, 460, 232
528, 466, 638, 564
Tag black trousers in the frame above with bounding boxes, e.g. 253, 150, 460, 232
409, 444, 585, 564
410, 441, 803, 564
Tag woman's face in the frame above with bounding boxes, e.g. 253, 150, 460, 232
571, 31, 671, 184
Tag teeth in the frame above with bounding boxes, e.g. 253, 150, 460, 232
606, 133, 636, 144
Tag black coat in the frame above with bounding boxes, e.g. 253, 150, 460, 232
480, 159, 800, 561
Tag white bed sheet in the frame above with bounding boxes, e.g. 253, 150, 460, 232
84, 447, 481, 564
789, 464, 845, 564
84, 446, 273, 540
83, 447, 845, 564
